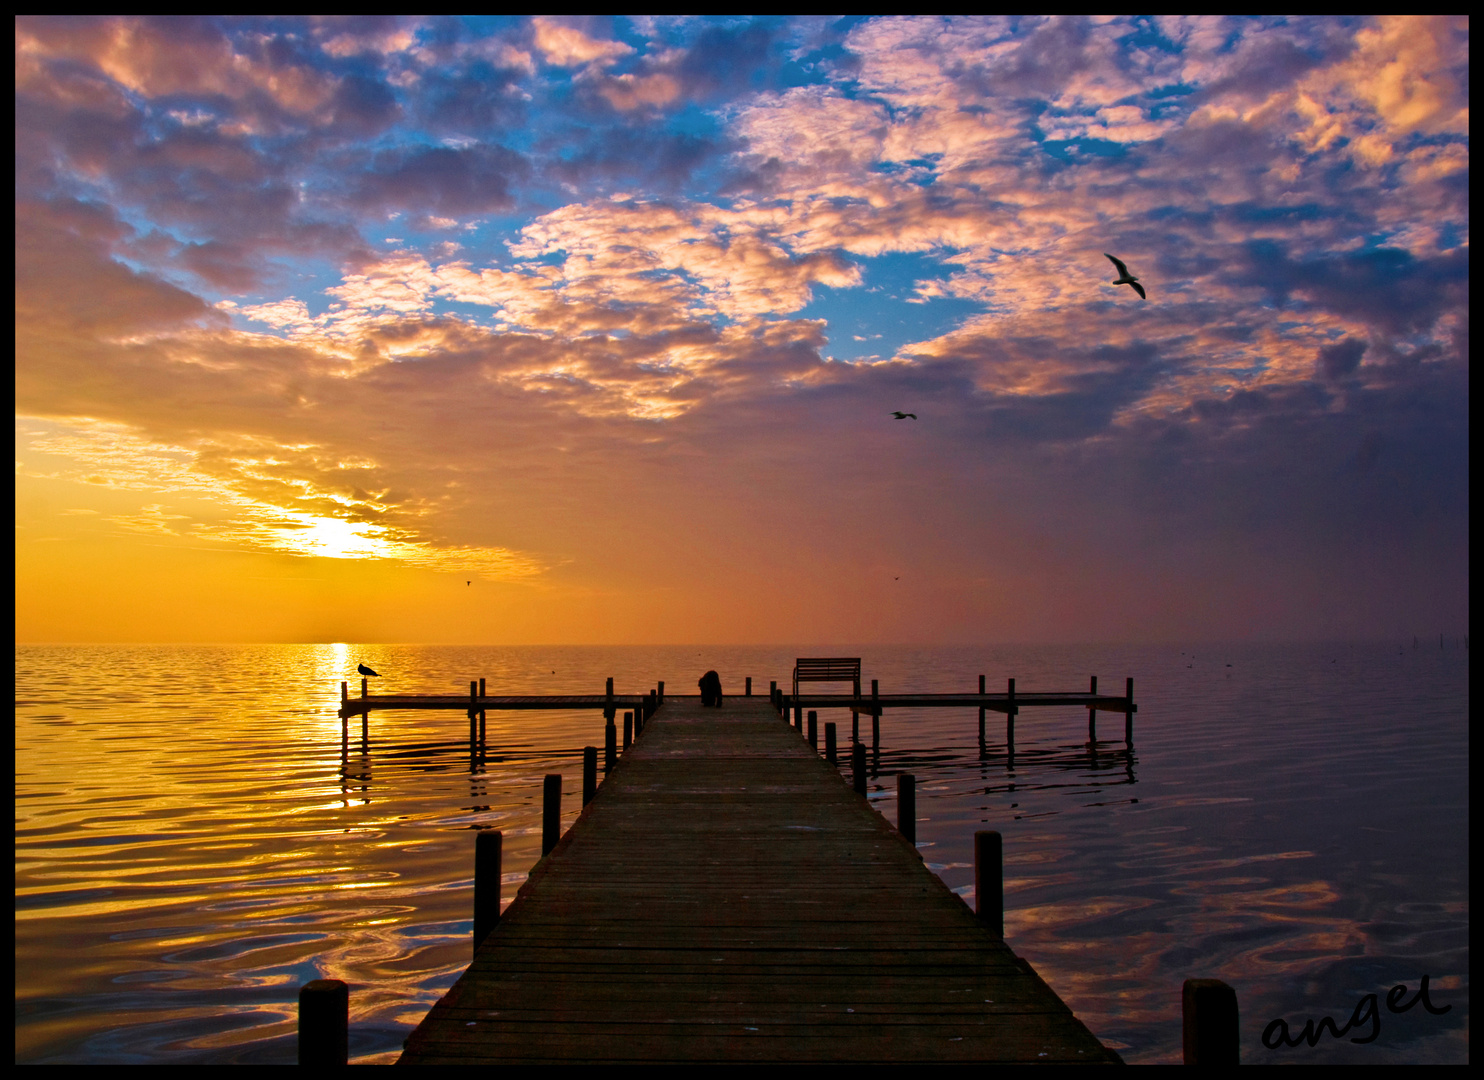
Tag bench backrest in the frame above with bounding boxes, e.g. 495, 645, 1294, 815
793, 657, 861, 699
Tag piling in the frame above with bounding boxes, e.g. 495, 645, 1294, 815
975, 830, 1003, 938
604, 718, 617, 771
542, 775, 561, 857
807, 710, 818, 749
824, 721, 837, 765
852, 742, 867, 796
623, 711, 633, 750
746, 676, 752, 696
361, 676, 368, 698
1126, 676, 1135, 744
978, 674, 985, 741
898, 773, 916, 846
473, 830, 502, 952
582, 747, 597, 806
794, 702, 803, 731
1182, 979, 1239, 1064
341, 681, 348, 703
871, 679, 880, 746
1007, 677, 1016, 747
298, 979, 348, 1066
657, 680, 665, 705
604, 677, 614, 721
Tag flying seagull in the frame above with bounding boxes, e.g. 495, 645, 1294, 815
891, 411, 917, 419
1104, 253, 1146, 299
358, 663, 380, 677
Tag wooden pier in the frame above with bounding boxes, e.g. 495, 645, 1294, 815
396, 694, 1122, 1063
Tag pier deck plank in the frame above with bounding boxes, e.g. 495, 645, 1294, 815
398, 697, 1120, 1063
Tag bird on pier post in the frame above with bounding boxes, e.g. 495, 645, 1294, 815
358, 664, 380, 678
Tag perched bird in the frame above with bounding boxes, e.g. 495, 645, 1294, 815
466, 581, 471, 586
1104, 253, 1146, 299
891, 411, 917, 419
358, 663, 380, 677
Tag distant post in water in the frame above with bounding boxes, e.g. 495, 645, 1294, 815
1088, 674, 1097, 741
473, 829, 502, 953
825, 721, 837, 764
975, 830, 1003, 937
582, 746, 597, 805
542, 774, 561, 856
807, 710, 818, 749
978, 674, 985, 742
852, 742, 867, 796
298, 978, 348, 1066
1183, 979, 1239, 1064
898, 773, 916, 845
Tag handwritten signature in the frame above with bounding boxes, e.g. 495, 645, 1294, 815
1263, 974, 1450, 1048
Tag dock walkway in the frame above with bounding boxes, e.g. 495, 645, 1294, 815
398, 696, 1120, 1063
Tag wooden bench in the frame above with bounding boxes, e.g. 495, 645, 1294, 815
793, 657, 862, 703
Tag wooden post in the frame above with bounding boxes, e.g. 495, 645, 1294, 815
473, 829, 502, 953
361, 676, 368, 698
605, 676, 614, 721
623, 710, 633, 750
746, 676, 752, 697
1088, 673, 1097, 742
605, 719, 617, 771
978, 674, 985, 741
770, 681, 777, 712
341, 681, 348, 703
975, 830, 1003, 937
825, 722, 837, 765
794, 701, 802, 730
807, 710, 818, 749
852, 741, 867, 796
583, 746, 597, 805
898, 773, 916, 845
298, 979, 348, 1065
1125, 676, 1135, 745
871, 679, 880, 746
657, 680, 664, 704
1182, 979, 1239, 1064
542, 774, 561, 856
1007, 677, 1016, 746
469, 681, 478, 747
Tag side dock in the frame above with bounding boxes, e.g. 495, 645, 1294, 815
396, 695, 1122, 1063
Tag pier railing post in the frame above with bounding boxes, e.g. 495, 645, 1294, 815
605, 719, 617, 771
298, 979, 348, 1065
852, 742, 867, 796
361, 676, 368, 699
623, 710, 633, 750
473, 829, 502, 953
825, 722, 837, 764
898, 773, 916, 846
770, 682, 778, 713
468, 681, 478, 747
583, 746, 597, 805
746, 676, 752, 697
794, 701, 802, 730
542, 774, 561, 856
657, 680, 664, 705
341, 681, 348, 704
808, 710, 818, 749
975, 830, 1003, 938
1182, 979, 1239, 1064
605, 677, 614, 721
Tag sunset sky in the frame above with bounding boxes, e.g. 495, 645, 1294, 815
15, 16, 1469, 644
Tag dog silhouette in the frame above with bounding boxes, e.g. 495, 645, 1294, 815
698, 670, 723, 707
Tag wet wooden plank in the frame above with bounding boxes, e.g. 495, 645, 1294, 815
399, 697, 1120, 1064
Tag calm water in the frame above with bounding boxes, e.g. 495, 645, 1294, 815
14, 642, 1469, 1063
